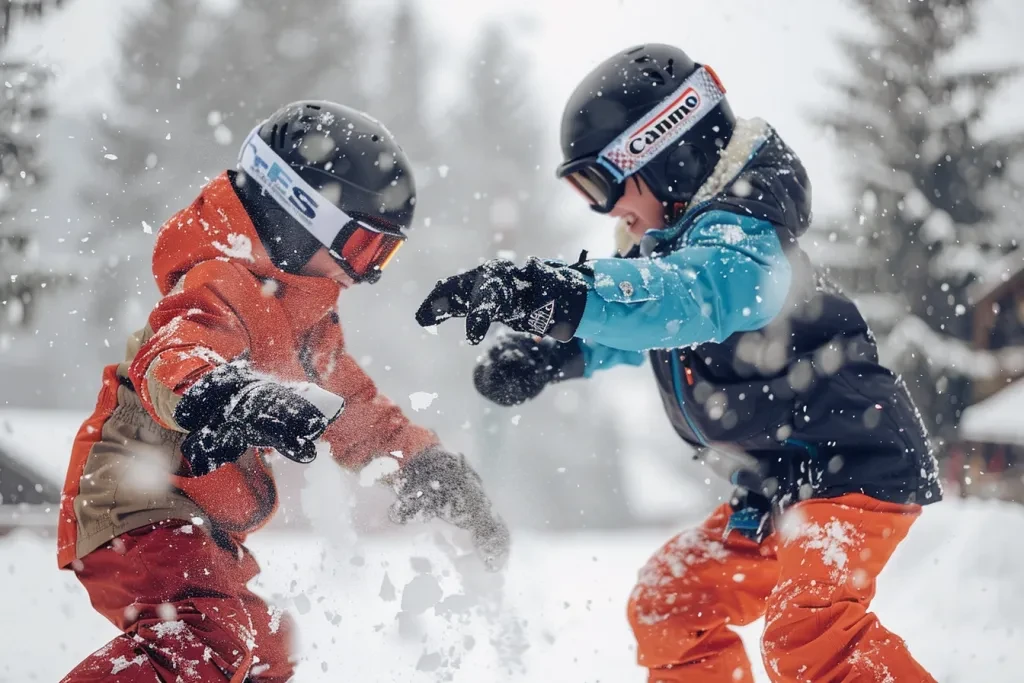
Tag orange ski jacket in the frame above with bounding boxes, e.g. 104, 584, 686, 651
58, 172, 437, 567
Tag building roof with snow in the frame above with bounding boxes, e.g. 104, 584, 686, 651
968, 248, 1024, 304
0, 409, 86, 497
800, 235, 881, 269
959, 379, 1024, 446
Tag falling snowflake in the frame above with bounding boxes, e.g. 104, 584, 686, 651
213, 124, 233, 145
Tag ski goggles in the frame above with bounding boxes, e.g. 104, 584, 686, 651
239, 125, 406, 283
555, 65, 726, 214
328, 216, 406, 284
557, 157, 626, 214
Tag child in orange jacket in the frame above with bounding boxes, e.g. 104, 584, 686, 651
59, 100, 508, 682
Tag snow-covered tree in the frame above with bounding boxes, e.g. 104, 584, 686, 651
82, 0, 367, 338
819, 0, 1024, 443
0, 61, 51, 332
0, 1, 70, 335
445, 22, 632, 527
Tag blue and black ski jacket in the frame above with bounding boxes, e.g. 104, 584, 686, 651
572, 118, 942, 509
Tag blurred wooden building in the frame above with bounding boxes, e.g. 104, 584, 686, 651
1, 0, 65, 44
948, 249, 1024, 502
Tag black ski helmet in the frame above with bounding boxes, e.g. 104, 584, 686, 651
234, 100, 416, 281
556, 44, 734, 218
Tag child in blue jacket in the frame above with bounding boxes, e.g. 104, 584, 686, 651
417, 44, 939, 683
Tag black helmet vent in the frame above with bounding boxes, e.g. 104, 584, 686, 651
641, 68, 665, 86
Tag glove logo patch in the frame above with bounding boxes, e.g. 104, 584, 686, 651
527, 300, 556, 336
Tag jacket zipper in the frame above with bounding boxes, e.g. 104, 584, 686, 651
670, 351, 707, 446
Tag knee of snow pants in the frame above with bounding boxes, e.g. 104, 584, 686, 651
61, 520, 294, 683
760, 493, 936, 683
627, 503, 779, 683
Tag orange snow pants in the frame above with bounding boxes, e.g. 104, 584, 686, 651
61, 520, 294, 682
627, 493, 936, 683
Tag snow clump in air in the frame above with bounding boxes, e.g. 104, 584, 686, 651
409, 392, 438, 411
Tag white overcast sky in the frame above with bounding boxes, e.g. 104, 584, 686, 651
9, 0, 1024, 220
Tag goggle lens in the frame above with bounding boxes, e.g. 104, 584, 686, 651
335, 221, 406, 281
563, 164, 623, 214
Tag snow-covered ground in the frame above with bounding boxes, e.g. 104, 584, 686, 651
3, 497, 1023, 682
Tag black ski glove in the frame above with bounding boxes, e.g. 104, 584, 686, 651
474, 333, 585, 406
415, 256, 590, 345
386, 448, 510, 572
174, 361, 345, 475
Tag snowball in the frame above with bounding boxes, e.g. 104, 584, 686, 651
409, 392, 438, 411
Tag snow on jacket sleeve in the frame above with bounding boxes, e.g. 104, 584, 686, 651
579, 340, 646, 378
573, 210, 792, 352
129, 261, 253, 432
303, 316, 440, 470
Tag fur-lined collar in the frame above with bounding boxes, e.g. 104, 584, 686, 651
690, 117, 771, 205
614, 117, 772, 256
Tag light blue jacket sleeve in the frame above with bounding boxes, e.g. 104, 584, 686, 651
574, 210, 792, 352
579, 340, 646, 378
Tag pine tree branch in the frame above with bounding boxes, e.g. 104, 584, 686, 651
939, 65, 1023, 95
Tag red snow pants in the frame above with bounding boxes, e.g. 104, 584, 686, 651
627, 493, 936, 683
61, 520, 294, 682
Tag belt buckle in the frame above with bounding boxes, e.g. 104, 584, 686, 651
724, 506, 772, 543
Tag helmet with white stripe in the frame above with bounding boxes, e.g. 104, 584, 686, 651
236, 100, 415, 282
556, 45, 735, 219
